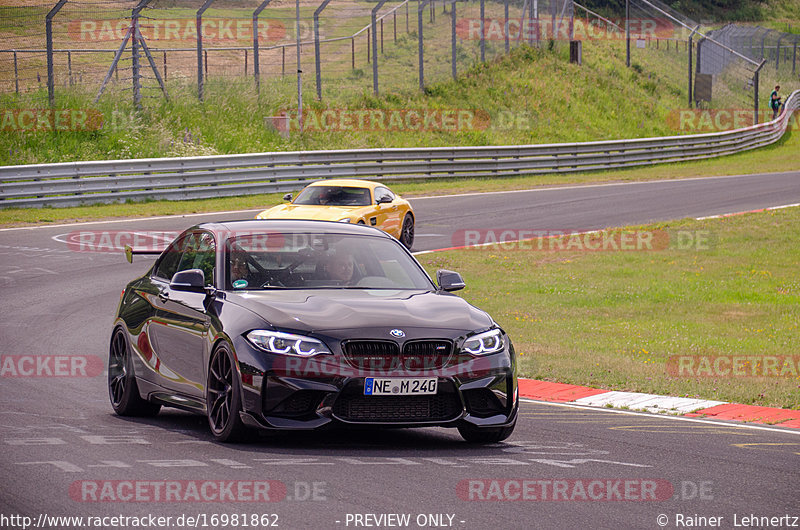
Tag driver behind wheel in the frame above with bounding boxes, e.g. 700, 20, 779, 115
230, 248, 251, 288
324, 251, 359, 285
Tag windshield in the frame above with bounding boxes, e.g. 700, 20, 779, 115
226, 232, 434, 290
293, 186, 371, 206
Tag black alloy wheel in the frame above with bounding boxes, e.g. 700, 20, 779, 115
206, 343, 249, 442
400, 214, 415, 249
108, 328, 161, 416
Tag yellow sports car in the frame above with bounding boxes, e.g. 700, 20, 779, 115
256, 179, 415, 249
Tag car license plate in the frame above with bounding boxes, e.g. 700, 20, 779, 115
364, 377, 437, 396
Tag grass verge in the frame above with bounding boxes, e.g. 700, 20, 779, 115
417, 205, 800, 409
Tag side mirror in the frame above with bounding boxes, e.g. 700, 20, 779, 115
376, 195, 392, 205
436, 269, 466, 292
170, 269, 206, 293
283, 193, 293, 202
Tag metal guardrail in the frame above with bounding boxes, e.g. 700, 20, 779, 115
1, 90, 797, 208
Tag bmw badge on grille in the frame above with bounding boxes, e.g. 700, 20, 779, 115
390, 329, 405, 338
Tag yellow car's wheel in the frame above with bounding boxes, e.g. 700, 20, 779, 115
399, 214, 414, 250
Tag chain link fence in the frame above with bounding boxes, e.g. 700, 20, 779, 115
575, 0, 798, 129
0, 0, 574, 108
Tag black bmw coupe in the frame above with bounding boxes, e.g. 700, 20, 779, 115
109, 220, 518, 443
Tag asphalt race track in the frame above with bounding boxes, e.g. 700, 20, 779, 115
0, 171, 798, 529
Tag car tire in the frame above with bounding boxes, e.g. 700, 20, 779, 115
399, 214, 414, 249
108, 328, 161, 417
457, 420, 515, 444
206, 343, 250, 443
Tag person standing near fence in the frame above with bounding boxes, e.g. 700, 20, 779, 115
770, 85, 783, 119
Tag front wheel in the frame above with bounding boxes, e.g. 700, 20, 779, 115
399, 214, 414, 249
457, 421, 515, 443
108, 328, 161, 417
206, 343, 249, 442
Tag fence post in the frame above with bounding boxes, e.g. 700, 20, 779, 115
394, 10, 397, 42
480, 0, 485, 62
451, 0, 456, 79
351, 37, 355, 69
197, 0, 215, 102
418, 0, 431, 90
46, 0, 68, 107
776, 34, 783, 70
163, 50, 167, 81
406, 2, 409, 33
253, 0, 273, 94
688, 27, 698, 109
314, 0, 333, 100
753, 59, 766, 124
793, 37, 797, 76
372, 0, 389, 95
282, 45, 285, 76
132, 11, 142, 109
625, 0, 630, 67
367, 28, 370, 63
67, 51, 72, 87
504, 0, 509, 53
13, 51, 19, 94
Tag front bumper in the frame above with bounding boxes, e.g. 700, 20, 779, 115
234, 334, 518, 431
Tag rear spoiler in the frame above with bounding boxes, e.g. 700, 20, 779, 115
124, 244, 165, 264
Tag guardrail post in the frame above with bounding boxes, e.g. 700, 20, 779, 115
253, 0, 274, 94
753, 59, 766, 124
315, 0, 333, 100
197, 0, 215, 102
46, 0, 68, 107
418, 0, 430, 90
451, 0, 456, 79
372, 0, 389, 95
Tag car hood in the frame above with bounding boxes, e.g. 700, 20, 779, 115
257, 204, 362, 220
225, 289, 493, 334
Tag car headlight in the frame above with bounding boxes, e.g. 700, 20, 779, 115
246, 330, 331, 357
338, 218, 351, 223
462, 328, 504, 355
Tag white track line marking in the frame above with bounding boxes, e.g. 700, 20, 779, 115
696, 202, 800, 220
0, 209, 265, 232
520, 398, 800, 435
